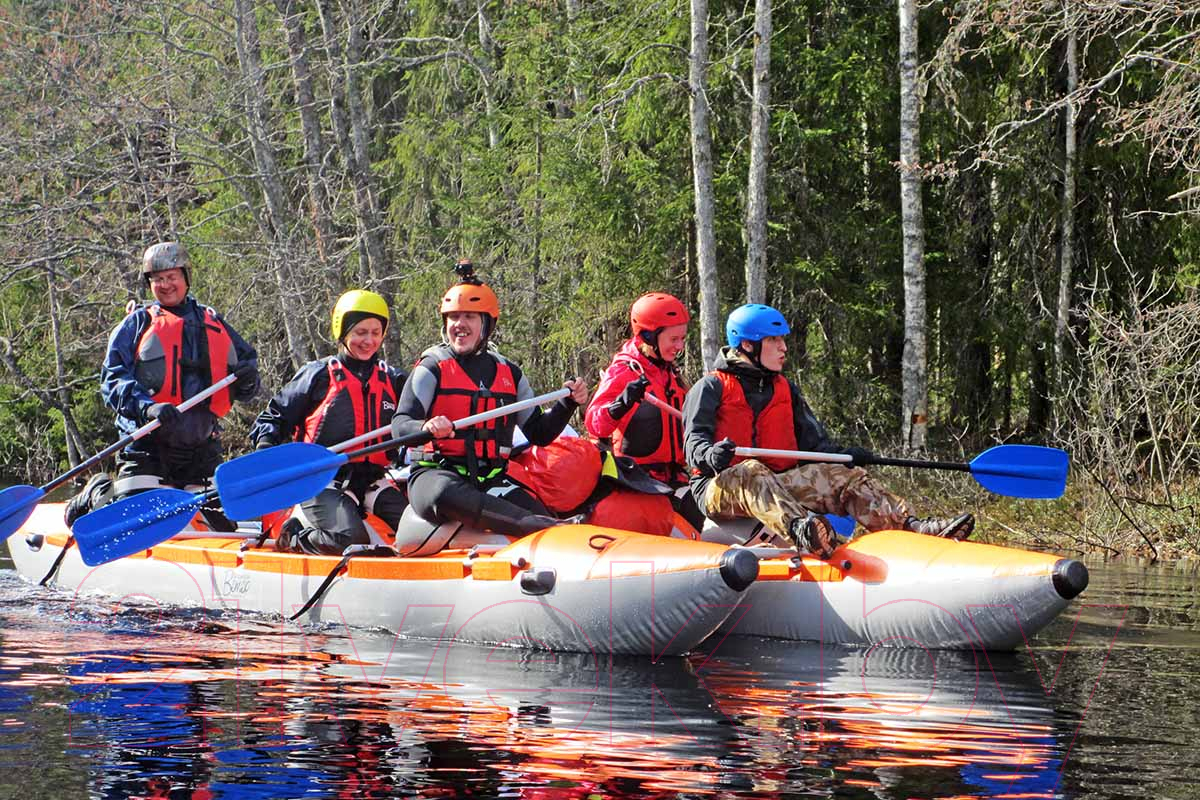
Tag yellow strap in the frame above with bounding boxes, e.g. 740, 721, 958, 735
601, 452, 619, 480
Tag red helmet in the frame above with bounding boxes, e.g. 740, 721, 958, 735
630, 292, 689, 337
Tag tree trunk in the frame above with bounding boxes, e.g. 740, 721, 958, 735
744, 0, 771, 305
476, 0, 501, 149
233, 0, 313, 367
1053, 1, 1078, 417
898, 0, 927, 450
273, 0, 337, 276
46, 267, 84, 468
316, 0, 388, 283
690, 0, 721, 370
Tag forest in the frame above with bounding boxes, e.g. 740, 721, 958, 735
1, 0, 1198, 558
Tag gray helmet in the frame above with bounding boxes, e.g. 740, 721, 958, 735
141, 242, 190, 286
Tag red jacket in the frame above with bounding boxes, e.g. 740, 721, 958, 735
585, 339, 688, 485
422, 353, 518, 472
302, 357, 399, 467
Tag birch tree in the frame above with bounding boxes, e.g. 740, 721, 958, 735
690, 0, 721, 369
744, 0, 771, 305
1053, 0, 1078, 416
898, 0, 927, 449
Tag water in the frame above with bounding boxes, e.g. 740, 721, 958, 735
0, 550, 1196, 799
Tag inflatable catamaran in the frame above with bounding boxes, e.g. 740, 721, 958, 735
9, 502, 759, 657
2, 389, 1086, 654
6, 500, 1087, 654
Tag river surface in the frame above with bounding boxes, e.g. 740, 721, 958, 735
0, 549, 1196, 800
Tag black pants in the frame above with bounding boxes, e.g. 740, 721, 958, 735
407, 466, 549, 535
290, 482, 409, 555
112, 437, 236, 530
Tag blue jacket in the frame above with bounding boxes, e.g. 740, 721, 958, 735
102, 295, 259, 449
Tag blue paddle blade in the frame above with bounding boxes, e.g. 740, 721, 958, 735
214, 442, 348, 521
824, 514, 857, 537
969, 445, 1069, 499
73, 488, 202, 566
0, 485, 45, 541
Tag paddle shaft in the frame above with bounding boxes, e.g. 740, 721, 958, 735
45, 373, 240, 494
341, 387, 572, 461
643, 392, 683, 419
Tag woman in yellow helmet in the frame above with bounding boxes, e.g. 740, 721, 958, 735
249, 290, 409, 554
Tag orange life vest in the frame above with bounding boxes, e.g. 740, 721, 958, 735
610, 356, 688, 485
712, 370, 798, 472
302, 357, 398, 467
134, 304, 234, 416
423, 354, 518, 478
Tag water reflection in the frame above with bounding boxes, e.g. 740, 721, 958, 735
699, 638, 1072, 798
2, 557, 1198, 798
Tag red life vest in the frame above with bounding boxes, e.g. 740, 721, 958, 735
302, 357, 398, 467
134, 304, 234, 416
423, 354, 518, 477
712, 370, 798, 472
610, 356, 688, 485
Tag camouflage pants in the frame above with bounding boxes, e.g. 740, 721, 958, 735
703, 459, 912, 540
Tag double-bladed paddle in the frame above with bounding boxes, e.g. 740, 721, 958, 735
733, 444, 1069, 499
0, 373, 240, 542
643, 393, 1068, 498
72, 388, 572, 566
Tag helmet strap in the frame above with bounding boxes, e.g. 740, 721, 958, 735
637, 330, 666, 363
739, 340, 772, 371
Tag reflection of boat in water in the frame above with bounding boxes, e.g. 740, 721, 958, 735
698, 637, 1072, 797
708, 522, 1089, 649
24, 611, 742, 798
9, 502, 757, 656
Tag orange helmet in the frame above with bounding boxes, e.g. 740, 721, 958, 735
440, 282, 499, 322
441, 259, 499, 322
630, 292, 689, 337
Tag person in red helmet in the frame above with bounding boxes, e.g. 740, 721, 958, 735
585, 292, 703, 526
390, 261, 590, 536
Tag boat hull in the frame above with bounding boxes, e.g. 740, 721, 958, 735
712, 523, 1087, 650
9, 503, 755, 656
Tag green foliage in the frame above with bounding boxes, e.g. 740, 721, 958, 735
0, 0, 1197, 561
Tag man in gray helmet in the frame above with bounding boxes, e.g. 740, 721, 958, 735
64, 242, 261, 530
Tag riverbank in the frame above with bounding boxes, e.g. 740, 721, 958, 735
886, 468, 1200, 563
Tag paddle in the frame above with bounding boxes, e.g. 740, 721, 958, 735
0, 373, 240, 541
733, 444, 1069, 499
639, 386, 860, 532
72, 388, 572, 566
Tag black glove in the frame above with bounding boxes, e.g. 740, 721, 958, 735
843, 446, 874, 466
607, 375, 650, 420
706, 438, 737, 473
233, 361, 257, 381
145, 402, 182, 429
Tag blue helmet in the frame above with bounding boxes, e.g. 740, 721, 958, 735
726, 304, 790, 348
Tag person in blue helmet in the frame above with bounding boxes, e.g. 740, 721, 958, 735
682, 303, 973, 559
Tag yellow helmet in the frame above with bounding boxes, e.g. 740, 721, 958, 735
331, 289, 389, 342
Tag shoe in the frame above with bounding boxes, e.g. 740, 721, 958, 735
787, 513, 839, 560
64, 474, 114, 529
904, 513, 974, 541
275, 518, 304, 552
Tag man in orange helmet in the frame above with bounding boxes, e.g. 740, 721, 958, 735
390, 261, 589, 535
